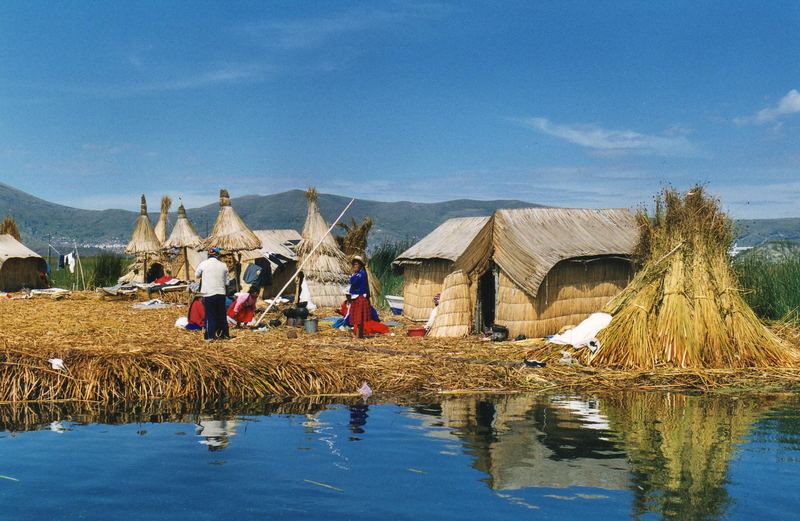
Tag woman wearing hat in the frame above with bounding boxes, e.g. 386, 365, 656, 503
348, 255, 370, 339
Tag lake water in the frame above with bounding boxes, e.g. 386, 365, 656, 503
0, 393, 797, 520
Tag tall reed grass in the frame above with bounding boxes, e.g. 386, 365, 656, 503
369, 239, 410, 307
735, 251, 800, 321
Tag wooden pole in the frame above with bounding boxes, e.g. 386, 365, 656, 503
184, 246, 190, 282
254, 197, 355, 327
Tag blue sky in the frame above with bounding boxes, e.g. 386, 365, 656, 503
0, 1, 798, 217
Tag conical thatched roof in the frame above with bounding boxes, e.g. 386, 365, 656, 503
125, 195, 161, 254
153, 195, 172, 243
202, 189, 261, 252
297, 188, 349, 307
593, 187, 797, 368
163, 203, 202, 249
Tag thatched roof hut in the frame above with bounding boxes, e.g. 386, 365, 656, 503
396, 208, 638, 337
0, 234, 47, 291
428, 270, 473, 337
240, 229, 302, 298
202, 189, 261, 252
395, 216, 493, 321
163, 203, 204, 281
296, 188, 350, 307
492, 208, 637, 338
153, 195, 172, 244
125, 195, 161, 255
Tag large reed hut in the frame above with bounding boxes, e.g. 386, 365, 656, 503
162, 203, 204, 281
202, 189, 261, 288
296, 188, 350, 307
122, 195, 163, 283
396, 208, 638, 338
394, 216, 493, 322
491, 208, 638, 338
0, 234, 47, 291
240, 229, 301, 298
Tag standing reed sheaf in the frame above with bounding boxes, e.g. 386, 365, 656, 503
0, 216, 21, 241
153, 195, 172, 244
337, 216, 382, 301
593, 186, 797, 368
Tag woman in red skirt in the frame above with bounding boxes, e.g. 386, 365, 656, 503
348, 256, 371, 339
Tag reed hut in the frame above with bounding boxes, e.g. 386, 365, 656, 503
123, 195, 162, 283
394, 216, 493, 322
153, 195, 172, 244
0, 234, 47, 291
240, 229, 301, 298
296, 188, 350, 307
428, 270, 473, 337
162, 203, 204, 281
491, 208, 638, 338
593, 187, 796, 369
202, 189, 261, 288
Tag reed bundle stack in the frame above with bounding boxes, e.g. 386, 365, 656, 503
428, 270, 473, 337
0, 216, 21, 241
296, 188, 350, 307
593, 187, 796, 368
338, 216, 381, 301
153, 195, 172, 244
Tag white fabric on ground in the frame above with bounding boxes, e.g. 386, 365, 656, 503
299, 279, 317, 311
549, 312, 612, 349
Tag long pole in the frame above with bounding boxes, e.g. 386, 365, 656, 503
254, 197, 355, 327
183, 246, 190, 282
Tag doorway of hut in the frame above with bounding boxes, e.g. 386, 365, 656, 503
476, 267, 496, 333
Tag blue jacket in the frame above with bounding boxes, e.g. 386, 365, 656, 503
349, 268, 369, 297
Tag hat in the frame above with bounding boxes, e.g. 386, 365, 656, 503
208, 247, 222, 257
433, 293, 441, 304
351, 255, 365, 265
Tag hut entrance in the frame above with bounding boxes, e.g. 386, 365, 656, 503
146, 262, 165, 283
477, 267, 496, 331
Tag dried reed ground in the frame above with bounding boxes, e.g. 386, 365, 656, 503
1, 297, 799, 403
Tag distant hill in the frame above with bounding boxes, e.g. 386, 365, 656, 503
733, 240, 800, 263
0, 183, 538, 253
1, 182, 797, 253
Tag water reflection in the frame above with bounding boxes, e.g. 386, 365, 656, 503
0, 392, 794, 520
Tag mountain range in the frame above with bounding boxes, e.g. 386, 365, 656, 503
0, 182, 797, 254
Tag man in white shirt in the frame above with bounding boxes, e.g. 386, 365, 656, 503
195, 248, 230, 340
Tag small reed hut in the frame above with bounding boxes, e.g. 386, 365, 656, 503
394, 216, 493, 322
202, 189, 262, 288
153, 195, 172, 244
0, 234, 47, 291
123, 195, 163, 283
162, 203, 204, 281
240, 229, 302, 298
594, 187, 796, 368
296, 188, 350, 307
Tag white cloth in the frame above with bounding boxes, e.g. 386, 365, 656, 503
64, 253, 75, 274
549, 312, 612, 349
425, 305, 439, 330
298, 279, 317, 312
195, 257, 229, 297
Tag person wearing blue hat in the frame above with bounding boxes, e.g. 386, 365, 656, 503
195, 247, 231, 340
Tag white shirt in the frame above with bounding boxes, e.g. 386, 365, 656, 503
299, 279, 317, 312
425, 305, 439, 330
195, 257, 229, 297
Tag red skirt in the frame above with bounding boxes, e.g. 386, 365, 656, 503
349, 295, 371, 327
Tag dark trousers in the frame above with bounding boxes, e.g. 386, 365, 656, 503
203, 294, 230, 340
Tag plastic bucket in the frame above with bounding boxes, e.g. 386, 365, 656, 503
305, 318, 319, 334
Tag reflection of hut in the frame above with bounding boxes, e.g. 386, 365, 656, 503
240, 229, 301, 298
394, 216, 492, 322
415, 394, 630, 490
196, 419, 237, 451
602, 393, 770, 521
0, 234, 47, 291
296, 188, 350, 307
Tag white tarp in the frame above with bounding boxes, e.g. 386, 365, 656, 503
549, 312, 612, 351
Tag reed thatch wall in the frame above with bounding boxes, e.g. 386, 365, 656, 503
0, 258, 47, 291
402, 260, 453, 321
429, 270, 473, 337
495, 257, 633, 338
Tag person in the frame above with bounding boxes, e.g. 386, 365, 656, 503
425, 293, 441, 334
348, 256, 370, 339
227, 285, 259, 327
195, 247, 230, 340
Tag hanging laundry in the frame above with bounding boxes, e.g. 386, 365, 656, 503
58, 255, 65, 270
64, 253, 76, 274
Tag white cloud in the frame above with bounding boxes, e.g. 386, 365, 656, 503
735, 89, 800, 125
521, 117, 698, 157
